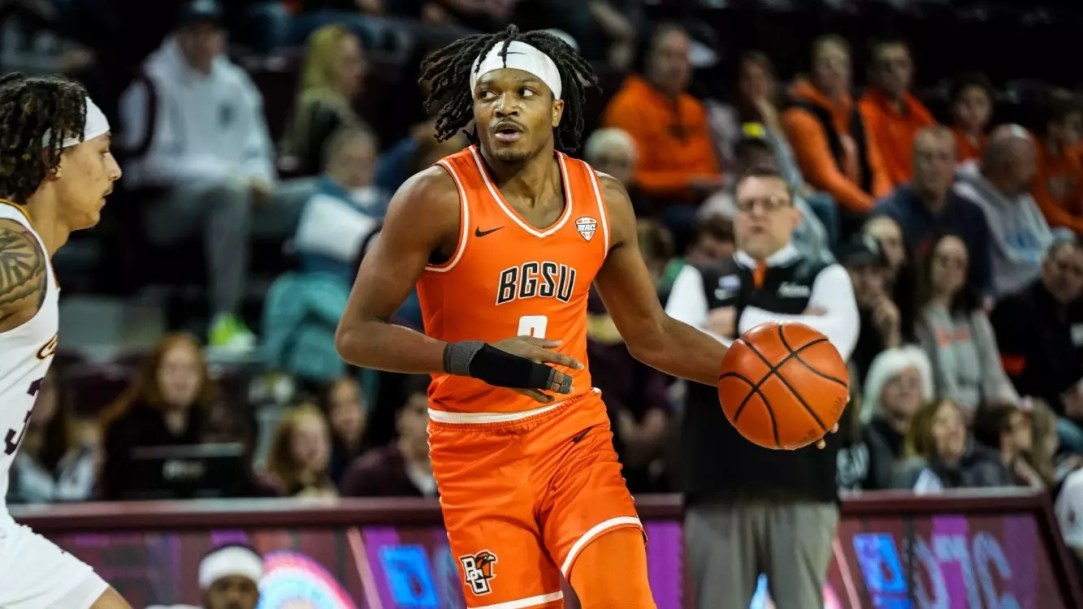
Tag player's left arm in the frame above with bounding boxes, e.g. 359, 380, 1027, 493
593, 174, 728, 387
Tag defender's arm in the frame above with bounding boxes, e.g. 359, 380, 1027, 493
0, 219, 47, 333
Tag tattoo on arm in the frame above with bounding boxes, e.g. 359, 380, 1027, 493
0, 225, 46, 311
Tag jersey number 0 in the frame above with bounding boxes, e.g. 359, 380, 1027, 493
517, 315, 549, 339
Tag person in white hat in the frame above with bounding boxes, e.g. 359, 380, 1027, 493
147, 544, 263, 609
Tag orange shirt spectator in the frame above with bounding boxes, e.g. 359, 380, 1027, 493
601, 25, 721, 203
602, 75, 720, 200
1033, 143, 1083, 234
859, 88, 935, 187
858, 39, 935, 188
949, 72, 995, 165
1032, 94, 1083, 234
953, 129, 985, 164
783, 79, 890, 213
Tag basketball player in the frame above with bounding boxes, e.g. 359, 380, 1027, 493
0, 74, 128, 608
336, 27, 834, 608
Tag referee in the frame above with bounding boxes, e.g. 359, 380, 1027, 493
666, 167, 859, 608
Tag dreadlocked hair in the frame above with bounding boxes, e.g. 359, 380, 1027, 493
0, 73, 88, 203
419, 25, 599, 154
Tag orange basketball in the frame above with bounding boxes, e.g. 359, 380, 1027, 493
718, 321, 850, 450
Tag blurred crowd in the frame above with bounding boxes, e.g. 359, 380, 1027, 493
4, 0, 1083, 582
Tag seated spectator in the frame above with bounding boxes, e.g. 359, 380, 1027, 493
601, 23, 723, 235
948, 72, 994, 165
279, 24, 368, 177
858, 35, 935, 188
892, 398, 1012, 491
118, 0, 277, 348
972, 401, 1046, 488
699, 125, 833, 263
782, 34, 889, 226
1027, 397, 1081, 487
99, 333, 221, 500
954, 125, 1054, 296
262, 127, 386, 385
709, 51, 803, 191
340, 376, 436, 498
583, 127, 637, 202
8, 367, 96, 504
842, 234, 903, 382
657, 215, 735, 300
916, 234, 1019, 416
857, 346, 934, 490
876, 126, 993, 292
263, 404, 337, 498
991, 237, 1083, 424
861, 215, 919, 341
1032, 92, 1083, 234
293, 127, 387, 280
318, 376, 368, 485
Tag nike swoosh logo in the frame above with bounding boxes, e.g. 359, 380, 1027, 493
475, 226, 504, 237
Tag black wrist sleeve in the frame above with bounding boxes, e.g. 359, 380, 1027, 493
443, 342, 555, 389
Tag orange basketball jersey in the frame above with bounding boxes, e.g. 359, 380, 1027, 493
417, 145, 610, 415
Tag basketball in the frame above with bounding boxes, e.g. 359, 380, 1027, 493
718, 321, 850, 450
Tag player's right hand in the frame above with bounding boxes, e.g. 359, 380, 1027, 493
491, 336, 583, 403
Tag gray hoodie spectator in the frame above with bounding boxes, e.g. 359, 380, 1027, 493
952, 126, 1054, 296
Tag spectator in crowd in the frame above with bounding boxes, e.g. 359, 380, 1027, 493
8, 367, 97, 504
949, 72, 995, 165
876, 126, 993, 291
1032, 92, 1083, 234
842, 234, 903, 382
782, 34, 889, 228
100, 333, 220, 500
916, 234, 1018, 416
1027, 397, 1079, 486
954, 125, 1054, 296
854, 346, 934, 490
893, 398, 1012, 491
262, 127, 384, 385
340, 376, 436, 498
709, 51, 802, 191
666, 167, 857, 609
118, 0, 276, 348
318, 376, 368, 485
583, 127, 638, 204
700, 125, 833, 263
858, 36, 936, 188
149, 543, 263, 609
971, 401, 1046, 488
293, 126, 387, 280
279, 24, 368, 176
587, 219, 675, 492
991, 237, 1083, 445
860, 215, 919, 344
601, 23, 723, 237
656, 215, 736, 301
263, 404, 337, 498
512, 1, 637, 66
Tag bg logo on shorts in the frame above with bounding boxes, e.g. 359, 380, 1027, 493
459, 550, 498, 595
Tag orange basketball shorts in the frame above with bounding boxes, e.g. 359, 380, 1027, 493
428, 391, 644, 608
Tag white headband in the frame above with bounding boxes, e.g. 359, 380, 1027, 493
199, 546, 264, 589
42, 97, 110, 149
470, 40, 562, 100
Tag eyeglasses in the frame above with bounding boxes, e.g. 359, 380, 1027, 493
735, 196, 791, 214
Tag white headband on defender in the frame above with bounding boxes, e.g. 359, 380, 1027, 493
198, 546, 264, 589
42, 97, 110, 149
469, 40, 562, 100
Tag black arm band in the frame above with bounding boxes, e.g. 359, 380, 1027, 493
443, 342, 555, 389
